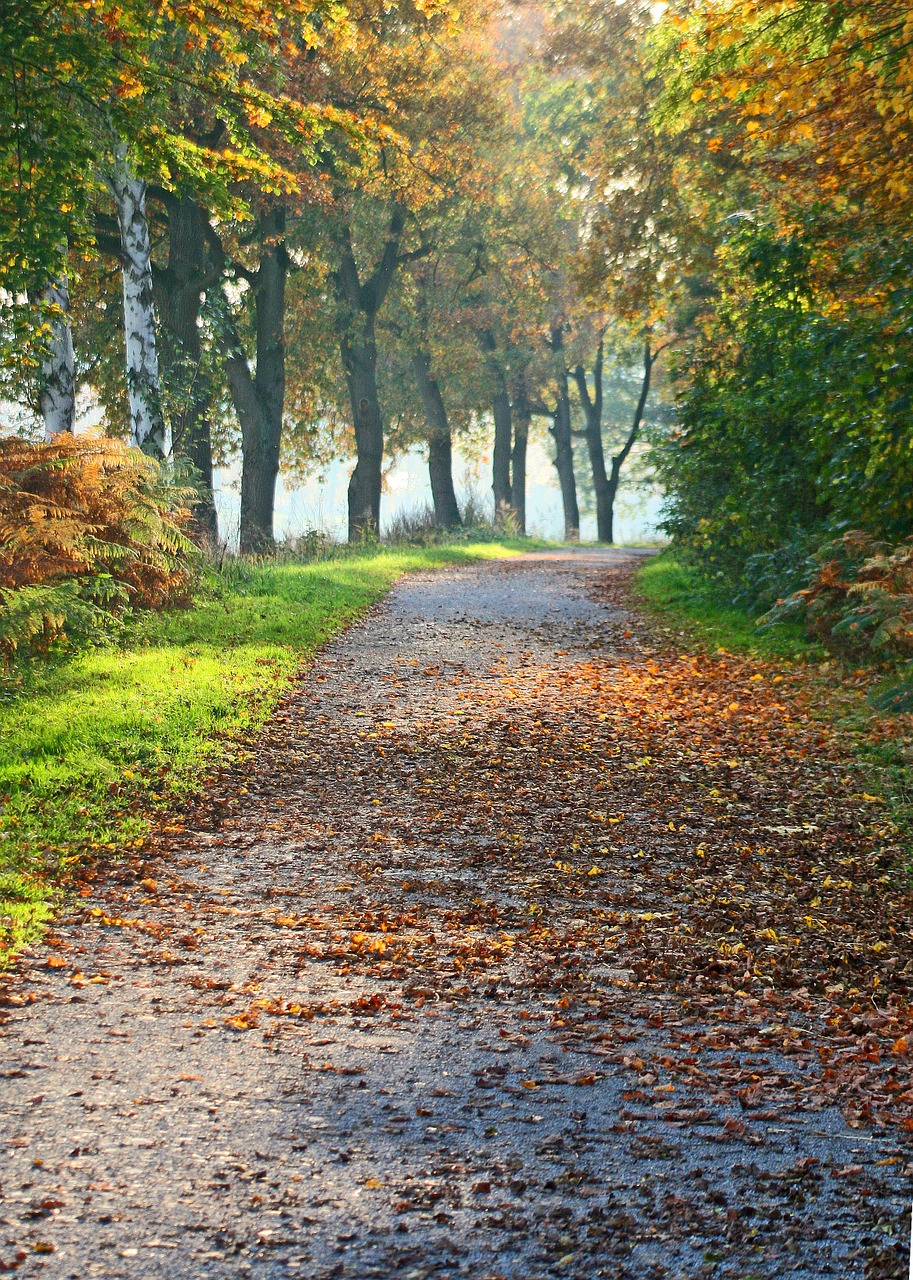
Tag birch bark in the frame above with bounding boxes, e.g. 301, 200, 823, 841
37, 273, 75, 438
106, 145, 171, 459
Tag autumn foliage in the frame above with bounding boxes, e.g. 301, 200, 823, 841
765, 532, 913, 670
0, 436, 194, 656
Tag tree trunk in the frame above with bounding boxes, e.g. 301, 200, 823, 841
413, 350, 462, 528
550, 329, 579, 541
573, 339, 613, 542
37, 272, 75, 439
333, 211, 405, 541
155, 197, 217, 540
106, 144, 170, 459
479, 330, 512, 520
511, 375, 530, 536
604, 341, 654, 547
221, 207, 287, 555
341, 327, 384, 539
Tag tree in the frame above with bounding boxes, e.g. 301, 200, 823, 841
35, 279, 76, 440
411, 350, 463, 529
574, 337, 661, 544
105, 145, 171, 458
333, 207, 410, 539
312, 0, 509, 539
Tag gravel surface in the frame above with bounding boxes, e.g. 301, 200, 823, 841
1, 548, 910, 1279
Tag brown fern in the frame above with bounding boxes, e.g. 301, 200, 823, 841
0, 436, 195, 653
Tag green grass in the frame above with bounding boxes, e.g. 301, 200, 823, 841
0, 542, 524, 959
635, 552, 823, 661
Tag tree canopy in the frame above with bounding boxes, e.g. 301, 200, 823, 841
1, 0, 909, 578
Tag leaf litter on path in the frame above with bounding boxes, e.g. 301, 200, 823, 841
0, 548, 911, 1279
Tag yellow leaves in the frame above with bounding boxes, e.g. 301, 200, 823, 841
690, 87, 705, 103
364, 1177, 384, 1190
586, 866, 603, 877
349, 931, 387, 955
520, 1080, 540, 1090
225, 1013, 257, 1031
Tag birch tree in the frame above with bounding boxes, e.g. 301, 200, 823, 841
105, 145, 171, 460
37, 273, 76, 439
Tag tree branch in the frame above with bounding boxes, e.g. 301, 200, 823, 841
361, 206, 406, 315
572, 364, 593, 417
612, 341, 652, 475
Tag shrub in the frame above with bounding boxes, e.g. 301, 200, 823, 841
385, 503, 449, 546
763, 531, 913, 669
0, 435, 195, 656
383, 489, 517, 547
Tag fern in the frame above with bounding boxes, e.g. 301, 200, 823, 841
0, 436, 196, 657
761, 531, 913, 676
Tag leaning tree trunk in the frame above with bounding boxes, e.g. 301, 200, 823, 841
480, 331, 512, 521
511, 374, 531, 536
413, 350, 462, 528
552, 369, 580, 542
37, 272, 75, 439
106, 144, 170, 459
221, 207, 288, 554
155, 197, 217, 539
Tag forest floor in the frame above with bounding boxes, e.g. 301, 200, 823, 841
2, 547, 913, 1279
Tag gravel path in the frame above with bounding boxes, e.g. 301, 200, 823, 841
1, 549, 910, 1279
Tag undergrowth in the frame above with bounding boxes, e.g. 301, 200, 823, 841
0, 435, 194, 657
636, 554, 822, 662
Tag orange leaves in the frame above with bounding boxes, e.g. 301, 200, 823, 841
349, 931, 387, 956
669, 0, 913, 238
225, 1012, 258, 1031
0, 436, 194, 655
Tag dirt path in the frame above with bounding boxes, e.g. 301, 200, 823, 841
1, 549, 911, 1279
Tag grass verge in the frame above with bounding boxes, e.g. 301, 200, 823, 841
635, 552, 822, 661
635, 552, 913, 854
0, 542, 524, 960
